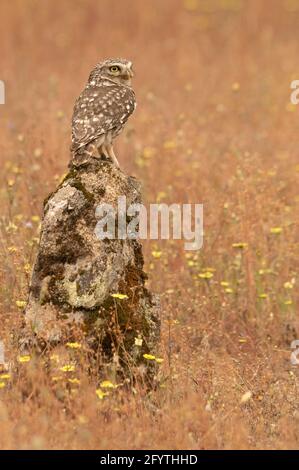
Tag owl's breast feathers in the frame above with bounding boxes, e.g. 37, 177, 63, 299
71, 83, 136, 153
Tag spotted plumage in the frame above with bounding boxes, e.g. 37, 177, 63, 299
71, 58, 136, 167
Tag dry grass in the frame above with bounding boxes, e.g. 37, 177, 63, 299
0, 0, 299, 450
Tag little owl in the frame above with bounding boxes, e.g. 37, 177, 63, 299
71, 58, 136, 167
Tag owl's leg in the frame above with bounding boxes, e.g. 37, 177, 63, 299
96, 136, 106, 159
99, 144, 111, 162
106, 143, 120, 168
99, 143, 120, 168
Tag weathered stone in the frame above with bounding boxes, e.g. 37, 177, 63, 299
24, 158, 160, 382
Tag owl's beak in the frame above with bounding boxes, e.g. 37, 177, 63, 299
123, 68, 134, 80
123, 70, 133, 80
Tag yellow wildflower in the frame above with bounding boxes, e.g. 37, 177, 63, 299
165, 289, 174, 294
96, 389, 109, 400
100, 380, 117, 389
258, 293, 268, 299
156, 191, 167, 203
60, 365, 75, 372
16, 300, 26, 309
143, 354, 156, 360
151, 251, 162, 259
284, 300, 293, 305
66, 342, 82, 349
6, 222, 18, 232
225, 288, 234, 294
155, 358, 164, 364
286, 102, 297, 112
111, 293, 128, 300
18, 355, 31, 363
284, 281, 294, 289
187, 260, 195, 267
0, 382, 6, 389
24, 263, 31, 274
50, 354, 59, 362
12, 165, 22, 174
258, 268, 273, 275
270, 227, 283, 234
68, 378, 81, 385
167, 318, 180, 325
220, 281, 230, 287
198, 272, 213, 279
0, 374, 11, 380
232, 242, 248, 249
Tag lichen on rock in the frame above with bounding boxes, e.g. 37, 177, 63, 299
24, 158, 160, 383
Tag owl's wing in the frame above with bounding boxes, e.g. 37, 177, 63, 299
71, 84, 136, 153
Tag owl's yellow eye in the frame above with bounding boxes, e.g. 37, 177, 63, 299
110, 65, 120, 73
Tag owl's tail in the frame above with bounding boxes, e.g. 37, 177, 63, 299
69, 142, 100, 169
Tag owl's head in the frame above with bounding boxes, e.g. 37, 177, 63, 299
89, 58, 134, 87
